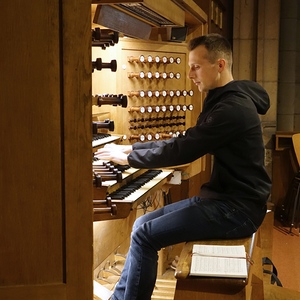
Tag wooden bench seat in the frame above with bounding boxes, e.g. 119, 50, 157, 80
174, 229, 264, 300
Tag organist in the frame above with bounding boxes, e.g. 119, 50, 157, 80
94, 33, 271, 300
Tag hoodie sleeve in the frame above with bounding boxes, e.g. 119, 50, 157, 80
128, 82, 269, 169
127, 92, 261, 169
132, 137, 177, 150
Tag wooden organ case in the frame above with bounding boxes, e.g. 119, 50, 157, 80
91, 2, 211, 300
0, 1, 93, 300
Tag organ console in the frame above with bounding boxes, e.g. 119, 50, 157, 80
90, 19, 204, 300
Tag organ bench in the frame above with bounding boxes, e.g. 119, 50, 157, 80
174, 228, 264, 300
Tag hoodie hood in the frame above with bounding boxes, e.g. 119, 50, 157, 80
208, 80, 270, 115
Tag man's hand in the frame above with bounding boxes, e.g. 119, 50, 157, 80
102, 143, 133, 154
94, 143, 132, 165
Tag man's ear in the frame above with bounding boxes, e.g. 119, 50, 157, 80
218, 59, 226, 72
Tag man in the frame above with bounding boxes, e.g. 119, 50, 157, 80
95, 33, 272, 300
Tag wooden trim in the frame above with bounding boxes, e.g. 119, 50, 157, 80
62, 0, 93, 298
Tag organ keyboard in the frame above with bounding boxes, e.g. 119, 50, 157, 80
92, 160, 173, 221
92, 133, 122, 148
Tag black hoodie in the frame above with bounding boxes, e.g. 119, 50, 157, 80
128, 80, 272, 210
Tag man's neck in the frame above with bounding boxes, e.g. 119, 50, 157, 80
219, 71, 234, 87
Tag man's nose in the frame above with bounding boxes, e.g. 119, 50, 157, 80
187, 69, 193, 79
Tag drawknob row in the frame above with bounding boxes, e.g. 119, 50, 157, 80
128, 55, 181, 64
128, 71, 180, 80
128, 131, 185, 142
129, 122, 185, 130
128, 89, 193, 98
129, 116, 185, 123
128, 104, 194, 113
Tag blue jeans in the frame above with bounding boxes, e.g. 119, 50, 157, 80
111, 196, 266, 300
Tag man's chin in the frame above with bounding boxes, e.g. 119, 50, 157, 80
198, 85, 206, 93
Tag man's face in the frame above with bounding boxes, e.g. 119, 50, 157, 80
188, 45, 220, 93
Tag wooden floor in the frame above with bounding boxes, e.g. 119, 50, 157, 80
271, 220, 300, 292
260, 212, 300, 299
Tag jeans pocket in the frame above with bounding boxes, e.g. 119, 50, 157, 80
225, 217, 258, 238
